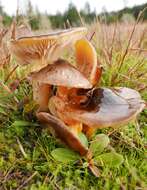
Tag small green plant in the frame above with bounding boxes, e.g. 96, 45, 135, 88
51, 134, 124, 174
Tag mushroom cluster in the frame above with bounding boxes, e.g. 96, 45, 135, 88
9, 27, 145, 156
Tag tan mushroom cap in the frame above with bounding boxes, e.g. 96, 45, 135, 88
30, 59, 92, 89
52, 87, 145, 128
9, 27, 87, 68
37, 112, 88, 156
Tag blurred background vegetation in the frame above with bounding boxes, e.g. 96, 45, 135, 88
0, 0, 147, 30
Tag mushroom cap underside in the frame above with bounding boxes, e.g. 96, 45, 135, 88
9, 27, 87, 66
30, 59, 92, 89
52, 87, 145, 128
37, 112, 88, 156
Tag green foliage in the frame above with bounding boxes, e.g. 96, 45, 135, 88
11, 120, 37, 127
64, 3, 79, 26
90, 134, 110, 155
49, 12, 64, 28
51, 148, 80, 163
29, 16, 40, 30
95, 152, 124, 167
78, 132, 89, 148
2, 14, 12, 26
26, 0, 40, 30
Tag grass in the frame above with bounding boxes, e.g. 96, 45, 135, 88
0, 21, 147, 190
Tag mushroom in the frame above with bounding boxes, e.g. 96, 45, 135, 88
37, 112, 88, 156
36, 38, 145, 141
29, 59, 92, 111
50, 87, 145, 136
9, 27, 88, 111
9, 26, 145, 157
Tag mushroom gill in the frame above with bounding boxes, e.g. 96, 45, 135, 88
9, 27, 87, 70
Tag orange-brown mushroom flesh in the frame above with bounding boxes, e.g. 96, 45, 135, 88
75, 39, 102, 85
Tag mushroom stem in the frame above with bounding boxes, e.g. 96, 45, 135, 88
69, 123, 83, 135
82, 125, 96, 138
32, 81, 51, 112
